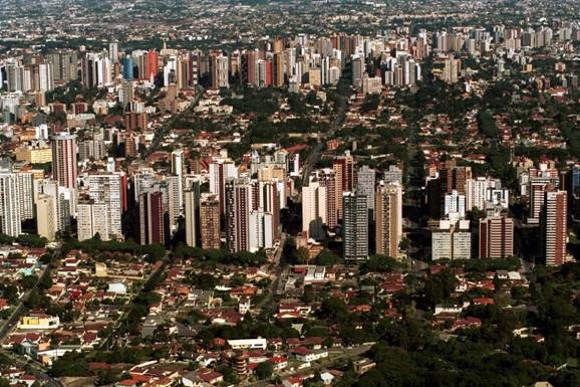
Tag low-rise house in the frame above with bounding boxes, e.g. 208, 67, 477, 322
293, 347, 328, 362
451, 317, 482, 332
196, 369, 223, 385
187, 289, 214, 308
320, 372, 335, 385
286, 337, 324, 349
141, 314, 166, 338
181, 372, 211, 387
227, 338, 267, 350
268, 355, 288, 371
283, 376, 303, 387
108, 282, 127, 294
353, 358, 376, 375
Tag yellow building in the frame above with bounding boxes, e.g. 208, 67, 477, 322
15, 147, 52, 164
36, 195, 57, 241
18, 314, 60, 330
19, 130, 38, 142
258, 165, 286, 181
309, 68, 322, 87
24, 169, 45, 180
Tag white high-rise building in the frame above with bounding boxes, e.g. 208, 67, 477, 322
109, 41, 119, 64
106, 157, 115, 173
36, 124, 49, 141
384, 165, 403, 185
165, 175, 182, 232
163, 56, 177, 86
486, 187, 509, 211
444, 190, 466, 219
134, 171, 156, 201
249, 210, 274, 252
467, 177, 490, 211
15, 172, 35, 221
432, 219, 471, 260
171, 149, 185, 212
0, 173, 22, 237
258, 180, 281, 240
301, 174, 327, 240
208, 159, 237, 214
466, 177, 502, 211
87, 173, 122, 239
77, 201, 110, 241
38, 63, 54, 92
1, 92, 21, 116
257, 59, 267, 88
95, 56, 112, 87
211, 54, 229, 89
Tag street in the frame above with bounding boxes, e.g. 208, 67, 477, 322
300, 90, 349, 188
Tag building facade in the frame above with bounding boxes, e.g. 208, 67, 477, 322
51, 133, 77, 189
479, 216, 514, 259
343, 192, 368, 260
375, 182, 403, 259
543, 190, 567, 266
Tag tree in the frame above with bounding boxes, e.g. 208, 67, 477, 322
39, 272, 53, 290
360, 255, 404, 274
24, 288, 48, 309
319, 297, 349, 323
21, 274, 39, 290
96, 369, 117, 385
0, 352, 12, 370
216, 364, 238, 384
468, 207, 486, 222
423, 270, 458, 307
360, 93, 380, 113
477, 110, 499, 138
315, 249, 342, 266
51, 351, 89, 377
190, 273, 218, 290
255, 361, 274, 380
294, 247, 310, 264
302, 284, 315, 303
0, 284, 18, 304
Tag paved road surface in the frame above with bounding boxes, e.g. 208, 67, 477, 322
256, 234, 287, 313
300, 92, 349, 189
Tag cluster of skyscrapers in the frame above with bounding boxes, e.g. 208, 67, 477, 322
301, 152, 403, 261
427, 160, 512, 261
424, 159, 572, 266
0, 120, 298, 256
